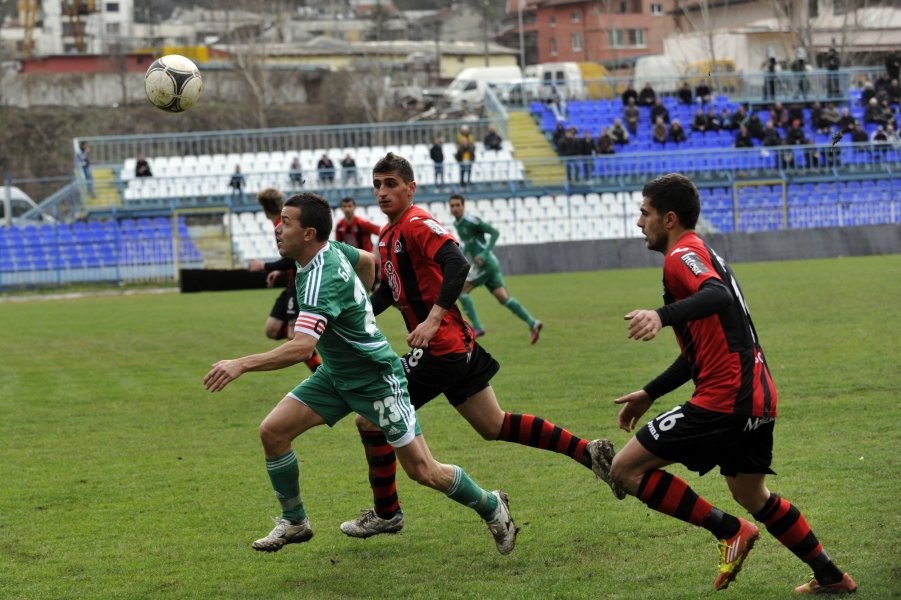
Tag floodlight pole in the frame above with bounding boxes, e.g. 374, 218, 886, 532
518, 0, 525, 70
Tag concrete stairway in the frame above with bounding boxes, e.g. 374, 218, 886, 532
507, 111, 565, 186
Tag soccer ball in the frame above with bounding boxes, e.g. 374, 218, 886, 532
144, 55, 203, 113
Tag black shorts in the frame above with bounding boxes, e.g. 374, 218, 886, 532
269, 287, 298, 323
400, 343, 500, 408
635, 402, 776, 477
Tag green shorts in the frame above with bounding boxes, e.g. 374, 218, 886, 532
466, 261, 505, 292
287, 361, 422, 448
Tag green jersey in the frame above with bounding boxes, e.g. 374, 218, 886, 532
454, 213, 500, 268
294, 241, 396, 391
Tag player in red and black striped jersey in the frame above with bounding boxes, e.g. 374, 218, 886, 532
248, 188, 321, 373
335, 196, 381, 289
338, 152, 620, 540
335, 197, 381, 252
608, 173, 855, 594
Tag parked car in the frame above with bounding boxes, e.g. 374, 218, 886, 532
0, 186, 52, 225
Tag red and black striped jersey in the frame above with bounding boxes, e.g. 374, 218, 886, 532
335, 215, 381, 252
378, 205, 473, 356
663, 231, 778, 418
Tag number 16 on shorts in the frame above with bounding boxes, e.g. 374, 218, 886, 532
646, 405, 684, 441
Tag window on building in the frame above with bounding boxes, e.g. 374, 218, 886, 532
106, 2, 119, 11
572, 10, 580, 22
610, 29, 646, 48
106, 22, 120, 34
615, 0, 643, 13
62, 22, 74, 36
523, 13, 536, 25
650, 3, 663, 15
550, 15, 556, 27
550, 37, 557, 56
572, 32, 582, 52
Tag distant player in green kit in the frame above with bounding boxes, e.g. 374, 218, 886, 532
203, 192, 518, 555
449, 194, 543, 344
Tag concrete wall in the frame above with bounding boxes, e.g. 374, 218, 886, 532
495, 225, 901, 275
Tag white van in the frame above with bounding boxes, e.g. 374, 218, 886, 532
633, 55, 685, 93
443, 66, 523, 107
524, 62, 610, 100
0, 186, 51, 226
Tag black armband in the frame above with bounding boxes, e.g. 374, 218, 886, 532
433, 240, 470, 309
656, 279, 732, 327
643, 354, 691, 401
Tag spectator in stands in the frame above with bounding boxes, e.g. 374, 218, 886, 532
579, 130, 595, 177
341, 152, 358, 186
873, 73, 892, 98
719, 108, 735, 131
764, 49, 777, 101
878, 99, 898, 129
860, 81, 876, 107
430, 136, 445, 185
668, 119, 687, 144
810, 102, 825, 132
652, 117, 668, 145
825, 43, 841, 98
884, 123, 901, 148
559, 127, 582, 181
610, 118, 630, 145
762, 121, 783, 147
621, 82, 638, 107
887, 79, 901, 104
289, 156, 304, 187
731, 105, 748, 129
677, 81, 693, 105
837, 107, 856, 133
819, 103, 841, 133
771, 102, 788, 128
548, 84, 567, 120
695, 81, 712, 105
864, 98, 885, 126
317, 153, 335, 185
135, 152, 152, 178
886, 52, 901, 81
691, 109, 708, 133
791, 47, 809, 99
77, 141, 94, 198
456, 124, 476, 187
849, 121, 869, 143
638, 82, 656, 107
623, 98, 640, 135
229, 165, 245, 199
747, 112, 765, 140
787, 104, 804, 127
870, 124, 889, 155
552, 121, 567, 150
734, 125, 754, 148
704, 107, 721, 132
483, 126, 502, 152
650, 98, 670, 125
785, 119, 806, 145
596, 128, 615, 155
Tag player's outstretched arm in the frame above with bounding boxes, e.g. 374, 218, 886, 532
203, 334, 318, 392
614, 390, 653, 432
353, 249, 377, 291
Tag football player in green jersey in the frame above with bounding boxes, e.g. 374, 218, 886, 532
449, 194, 543, 344
203, 192, 517, 556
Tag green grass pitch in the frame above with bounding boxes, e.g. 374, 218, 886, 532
1, 255, 899, 599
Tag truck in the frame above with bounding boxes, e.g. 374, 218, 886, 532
442, 65, 524, 107
524, 62, 612, 100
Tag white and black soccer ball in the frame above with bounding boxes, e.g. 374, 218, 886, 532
144, 55, 203, 113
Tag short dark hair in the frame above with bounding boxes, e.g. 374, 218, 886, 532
449, 194, 465, 205
285, 192, 332, 242
339, 197, 356, 206
642, 173, 701, 230
373, 152, 414, 183
256, 188, 284, 217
